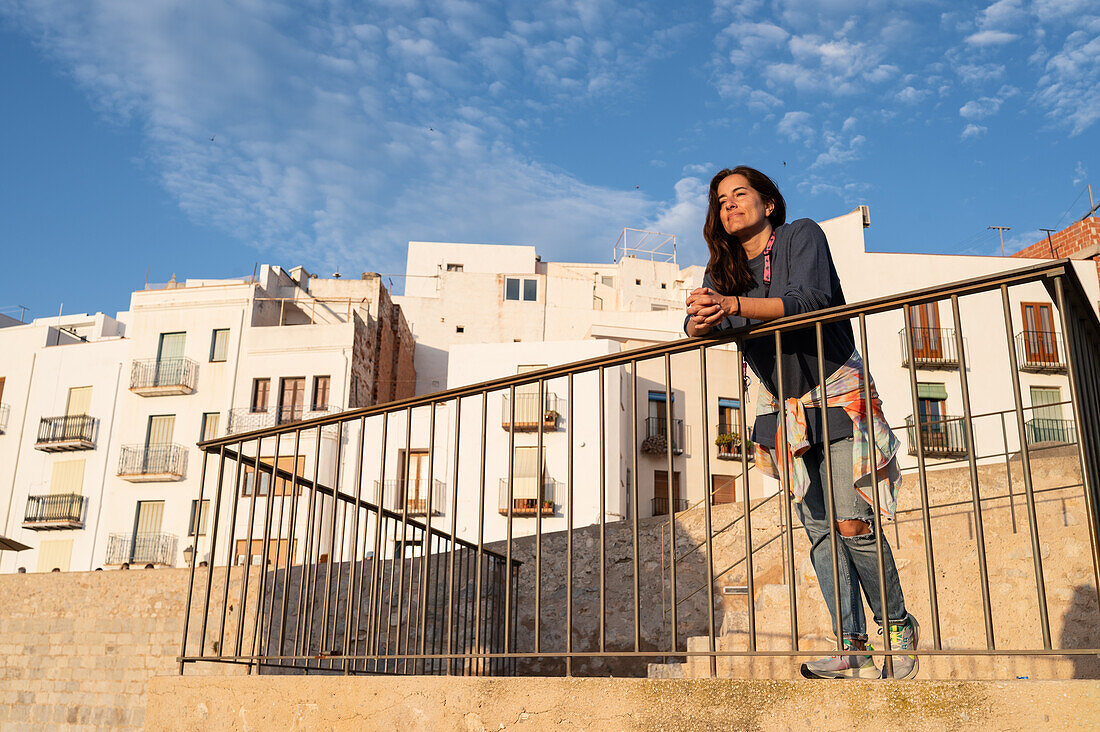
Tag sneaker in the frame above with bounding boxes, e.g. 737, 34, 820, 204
800, 641, 879, 679
879, 614, 920, 679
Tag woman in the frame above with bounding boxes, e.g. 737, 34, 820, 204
684, 166, 918, 679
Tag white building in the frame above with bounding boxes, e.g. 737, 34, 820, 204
0, 266, 414, 573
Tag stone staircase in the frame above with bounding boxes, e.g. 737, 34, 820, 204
649, 445, 1100, 680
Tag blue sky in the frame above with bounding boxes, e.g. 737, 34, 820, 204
1, 0, 1096, 321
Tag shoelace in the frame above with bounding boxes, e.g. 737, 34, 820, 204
882, 623, 913, 651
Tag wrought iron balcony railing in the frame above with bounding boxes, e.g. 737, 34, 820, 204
497, 479, 561, 516
105, 532, 178, 566
226, 405, 341, 436
117, 443, 187, 481
714, 422, 748, 460
0, 402, 9, 434
129, 357, 198, 396
501, 392, 562, 431
1015, 330, 1066, 372
23, 493, 86, 530
904, 414, 970, 458
652, 496, 689, 516
898, 327, 961, 369
373, 478, 447, 516
1025, 417, 1077, 445
642, 416, 684, 455
35, 414, 97, 451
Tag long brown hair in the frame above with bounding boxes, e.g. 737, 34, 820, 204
703, 166, 787, 295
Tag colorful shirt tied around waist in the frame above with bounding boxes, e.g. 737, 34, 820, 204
754, 351, 902, 518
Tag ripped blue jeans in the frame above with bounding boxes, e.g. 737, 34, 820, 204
794, 437, 907, 643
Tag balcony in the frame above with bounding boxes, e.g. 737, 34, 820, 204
117, 443, 187, 482
898, 328, 960, 369
714, 422, 749, 461
1026, 417, 1076, 445
904, 415, 970, 458
1015, 331, 1067, 373
105, 532, 178, 566
652, 496, 689, 516
497, 478, 561, 516
35, 414, 97, 452
373, 478, 447, 517
501, 392, 561, 432
23, 493, 86, 530
129, 357, 198, 396
227, 405, 341, 436
641, 416, 684, 455
0, 403, 9, 434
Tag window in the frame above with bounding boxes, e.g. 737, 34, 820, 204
916, 382, 947, 431
49, 459, 85, 496
66, 386, 92, 417
146, 414, 175, 445
601, 275, 614, 288
635, 279, 641, 286
504, 277, 538, 302
455, 326, 465, 333
648, 391, 670, 422
279, 377, 306, 423
200, 412, 220, 441
312, 375, 330, 411
1021, 302, 1058, 363
717, 398, 740, 433
909, 302, 943, 359
251, 378, 270, 413
209, 329, 230, 362
660, 283, 667, 289
157, 332, 186, 361
188, 499, 210, 536
446, 263, 464, 272
650, 304, 669, 311
234, 538, 296, 567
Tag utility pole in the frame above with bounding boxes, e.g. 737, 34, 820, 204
988, 225, 1011, 256
1040, 228, 1058, 258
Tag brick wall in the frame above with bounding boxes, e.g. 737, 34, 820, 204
1011, 217, 1100, 283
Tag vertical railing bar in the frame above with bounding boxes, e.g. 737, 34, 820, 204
857, 313, 893, 675
535, 379, 546, 655
417, 402, 439, 673
395, 406, 414, 674
814, 322, 844, 652
343, 415, 367, 674
627, 361, 641, 655
662, 353, 679, 653
735, 345, 757, 651
367, 414, 389, 668
229, 433, 259, 660
249, 431, 282, 669
1000, 286, 1051, 648
1052, 277, 1100, 614
262, 451, 289, 664
300, 426, 325, 666
566, 373, 575, 676
474, 391, 488, 664
445, 398, 463, 674
902, 306, 942, 650
1000, 412, 1018, 533
697, 345, 718, 676
383, 515, 400, 673
950, 294, 995, 649
291, 432, 315, 662
319, 421, 346, 669
773, 331, 799, 651
276, 429, 301, 662
217, 439, 246, 659
599, 366, 607, 654
178, 448, 209, 673
504, 385, 515, 656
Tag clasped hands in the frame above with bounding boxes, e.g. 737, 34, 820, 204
685, 287, 736, 333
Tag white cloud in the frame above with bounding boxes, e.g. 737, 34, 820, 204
645, 176, 709, 263
896, 85, 929, 104
961, 123, 987, 139
959, 96, 1003, 119
965, 30, 1019, 46
1073, 161, 1088, 186
777, 111, 816, 144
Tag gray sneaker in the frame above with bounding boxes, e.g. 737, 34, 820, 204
879, 614, 920, 679
800, 641, 879, 679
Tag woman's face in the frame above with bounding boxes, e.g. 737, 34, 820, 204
716, 174, 773, 240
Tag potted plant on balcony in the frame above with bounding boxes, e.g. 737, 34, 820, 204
543, 408, 559, 426
715, 431, 738, 458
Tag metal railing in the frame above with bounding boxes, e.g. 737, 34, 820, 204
130, 357, 198, 392
652, 496, 689, 516
178, 259, 1100, 680
0, 402, 9, 434
23, 493, 86, 528
898, 327, 961, 368
1016, 330, 1066, 372
643, 416, 684, 455
1026, 417, 1077, 445
106, 532, 178, 566
714, 422, 747, 460
501, 392, 561, 431
904, 415, 970, 458
227, 405, 341, 435
35, 414, 96, 449
118, 443, 187, 478
373, 479, 448, 516
497, 479, 561, 516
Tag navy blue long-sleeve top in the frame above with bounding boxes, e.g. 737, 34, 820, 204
684, 218, 856, 448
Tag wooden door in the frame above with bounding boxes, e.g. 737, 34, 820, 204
401, 450, 429, 503
1022, 303, 1057, 364
910, 302, 942, 359
712, 475, 737, 504
279, 377, 306, 423
653, 470, 682, 515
